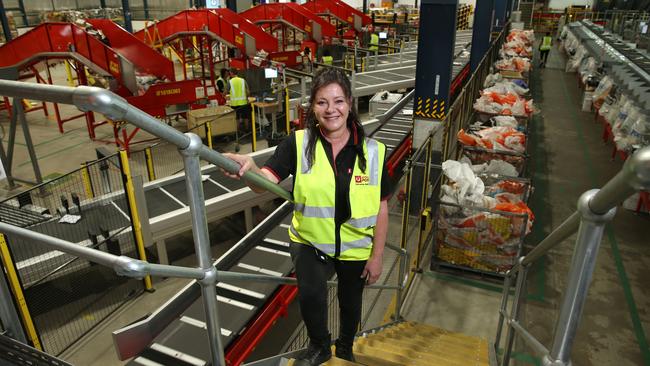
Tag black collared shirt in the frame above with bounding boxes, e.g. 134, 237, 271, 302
263, 126, 391, 229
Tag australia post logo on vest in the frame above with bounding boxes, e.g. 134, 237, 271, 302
354, 175, 370, 185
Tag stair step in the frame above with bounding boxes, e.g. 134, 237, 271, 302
354, 338, 487, 366
361, 333, 488, 358
287, 321, 489, 366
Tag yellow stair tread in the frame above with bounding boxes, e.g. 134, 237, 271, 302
354, 344, 489, 366
371, 329, 487, 349
357, 336, 488, 358
354, 341, 489, 366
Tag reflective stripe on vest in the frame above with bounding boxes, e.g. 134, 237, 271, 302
322, 56, 333, 65
540, 36, 552, 51
370, 34, 379, 51
229, 77, 247, 106
289, 129, 385, 260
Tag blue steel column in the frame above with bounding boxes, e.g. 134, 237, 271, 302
143, 0, 149, 20
414, 0, 457, 120
494, 0, 507, 30
469, 0, 494, 72
100, 0, 106, 9
226, 0, 237, 12
121, 0, 132, 33
0, 0, 13, 42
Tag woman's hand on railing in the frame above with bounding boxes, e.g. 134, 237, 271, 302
221, 153, 258, 179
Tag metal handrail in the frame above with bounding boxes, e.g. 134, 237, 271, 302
0, 79, 411, 366
0, 80, 292, 202
495, 147, 650, 366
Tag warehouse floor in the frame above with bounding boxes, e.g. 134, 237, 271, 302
1, 41, 649, 366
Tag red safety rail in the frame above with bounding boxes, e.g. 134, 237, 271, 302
86, 19, 176, 81
0, 23, 128, 91
134, 9, 278, 56
450, 64, 470, 97
241, 3, 336, 43
387, 135, 412, 177
224, 281, 299, 366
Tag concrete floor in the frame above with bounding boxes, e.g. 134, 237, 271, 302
2, 41, 649, 366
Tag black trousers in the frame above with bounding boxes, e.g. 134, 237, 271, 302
540, 50, 550, 65
289, 242, 366, 347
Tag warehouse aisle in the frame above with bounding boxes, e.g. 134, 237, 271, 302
401, 42, 650, 366
515, 43, 649, 365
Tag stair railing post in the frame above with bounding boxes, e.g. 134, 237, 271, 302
543, 189, 617, 366
494, 271, 513, 357
501, 257, 528, 366
179, 133, 226, 366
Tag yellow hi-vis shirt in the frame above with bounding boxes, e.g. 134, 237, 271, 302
289, 129, 386, 261
540, 36, 552, 51
369, 33, 379, 52
322, 56, 334, 65
229, 76, 248, 106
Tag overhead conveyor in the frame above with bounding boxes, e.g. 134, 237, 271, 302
302, 0, 372, 36
240, 3, 338, 45
133, 9, 279, 57
0, 20, 224, 148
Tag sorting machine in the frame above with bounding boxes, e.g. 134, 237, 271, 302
567, 20, 650, 109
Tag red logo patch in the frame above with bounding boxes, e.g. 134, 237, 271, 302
354, 175, 369, 184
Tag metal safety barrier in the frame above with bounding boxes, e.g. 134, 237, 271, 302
0, 79, 409, 366
493, 147, 650, 366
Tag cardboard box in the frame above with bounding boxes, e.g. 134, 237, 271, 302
187, 105, 237, 138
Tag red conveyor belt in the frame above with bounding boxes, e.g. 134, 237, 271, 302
0, 22, 128, 90
302, 0, 371, 29
240, 3, 337, 42
133, 9, 278, 56
86, 19, 176, 82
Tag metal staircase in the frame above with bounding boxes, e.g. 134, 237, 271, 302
262, 321, 491, 366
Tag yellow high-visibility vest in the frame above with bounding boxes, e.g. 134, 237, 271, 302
369, 33, 379, 52
540, 36, 552, 51
289, 129, 386, 260
322, 56, 333, 65
229, 76, 248, 106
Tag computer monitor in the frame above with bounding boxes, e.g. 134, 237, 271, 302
264, 68, 278, 79
379, 32, 388, 39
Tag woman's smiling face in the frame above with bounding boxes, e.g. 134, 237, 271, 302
312, 83, 351, 135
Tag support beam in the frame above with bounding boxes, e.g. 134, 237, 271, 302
226, 0, 237, 12
100, 0, 106, 9
470, 0, 495, 72
143, 0, 149, 20
121, 0, 133, 33
494, 0, 507, 30
0, 0, 13, 42
363, 0, 367, 14
17, 0, 27, 27
414, 0, 457, 122
506, 0, 514, 21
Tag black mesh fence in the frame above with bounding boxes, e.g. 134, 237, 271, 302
0, 153, 144, 355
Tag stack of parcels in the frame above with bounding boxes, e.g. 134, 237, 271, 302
473, 91, 537, 120
457, 123, 528, 176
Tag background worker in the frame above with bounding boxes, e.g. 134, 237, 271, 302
228, 68, 251, 132
539, 32, 552, 68
369, 31, 379, 53
222, 68, 390, 365
322, 50, 334, 66
216, 68, 228, 94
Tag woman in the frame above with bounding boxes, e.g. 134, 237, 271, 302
223, 68, 390, 365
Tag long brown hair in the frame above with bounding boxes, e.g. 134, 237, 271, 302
304, 68, 367, 172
